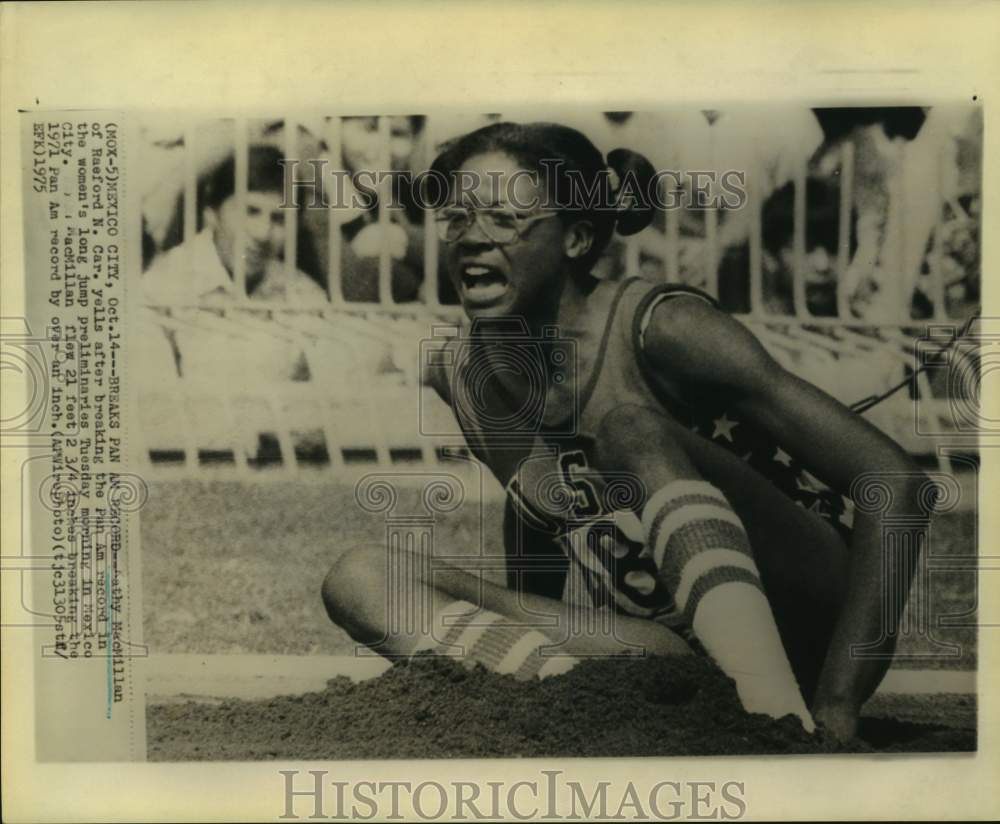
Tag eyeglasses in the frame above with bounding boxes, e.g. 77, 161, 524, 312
434, 206, 559, 245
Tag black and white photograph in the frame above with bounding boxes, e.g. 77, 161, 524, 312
3, 3, 998, 822
133, 105, 982, 759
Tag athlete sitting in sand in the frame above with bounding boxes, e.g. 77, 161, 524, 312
321, 121, 931, 741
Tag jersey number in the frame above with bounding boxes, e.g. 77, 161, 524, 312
558, 450, 602, 520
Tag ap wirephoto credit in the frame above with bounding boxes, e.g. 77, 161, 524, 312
3, 4, 999, 821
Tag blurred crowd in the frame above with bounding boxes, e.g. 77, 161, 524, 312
134, 107, 982, 462
138, 106, 982, 319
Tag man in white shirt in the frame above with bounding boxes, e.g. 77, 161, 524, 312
139, 145, 323, 464
143, 145, 326, 304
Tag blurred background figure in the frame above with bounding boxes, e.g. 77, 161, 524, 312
554, 107, 826, 293
140, 138, 321, 462
143, 144, 326, 304
298, 115, 426, 303
133, 107, 981, 472
810, 105, 981, 322
673, 107, 824, 294
717, 176, 853, 317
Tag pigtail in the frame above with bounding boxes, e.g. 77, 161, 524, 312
606, 147, 656, 236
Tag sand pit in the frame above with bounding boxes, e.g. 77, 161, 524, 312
147, 655, 975, 761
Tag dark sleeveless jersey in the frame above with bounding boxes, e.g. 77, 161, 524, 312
451, 276, 854, 620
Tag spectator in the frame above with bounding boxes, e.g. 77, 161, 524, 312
143, 145, 327, 305
141, 145, 318, 394
717, 177, 855, 317
299, 116, 425, 303
577, 108, 825, 289
809, 106, 976, 321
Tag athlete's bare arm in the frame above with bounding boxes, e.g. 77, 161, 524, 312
642, 296, 929, 740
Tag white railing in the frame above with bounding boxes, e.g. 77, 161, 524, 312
135, 114, 979, 478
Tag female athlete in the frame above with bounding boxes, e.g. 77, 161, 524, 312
322, 121, 930, 741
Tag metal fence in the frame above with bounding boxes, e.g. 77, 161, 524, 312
135, 115, 980, 480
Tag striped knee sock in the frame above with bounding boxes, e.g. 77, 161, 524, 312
412, 600, 578, 680
642, 480, 814, 731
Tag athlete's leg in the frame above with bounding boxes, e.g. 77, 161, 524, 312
594, 404, 817, 728
594, 403, 852, 704
729, 491, 847, 706
322, 542, 691, 673
670, 420, 850, 705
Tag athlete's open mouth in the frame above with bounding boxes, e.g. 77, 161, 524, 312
459, 263, 509, 305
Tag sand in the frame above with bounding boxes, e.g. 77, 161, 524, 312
147, 655, 975, 761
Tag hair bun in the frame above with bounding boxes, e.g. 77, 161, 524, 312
606, 148, 656, 237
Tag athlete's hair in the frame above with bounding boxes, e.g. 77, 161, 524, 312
429, 121, 657, 272
201, 145, 287, 211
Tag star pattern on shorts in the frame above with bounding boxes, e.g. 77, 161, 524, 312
687, 403, 852, 541
711, 413, 739, 442
795, 471, 823, 493
839, 495, 855, 529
